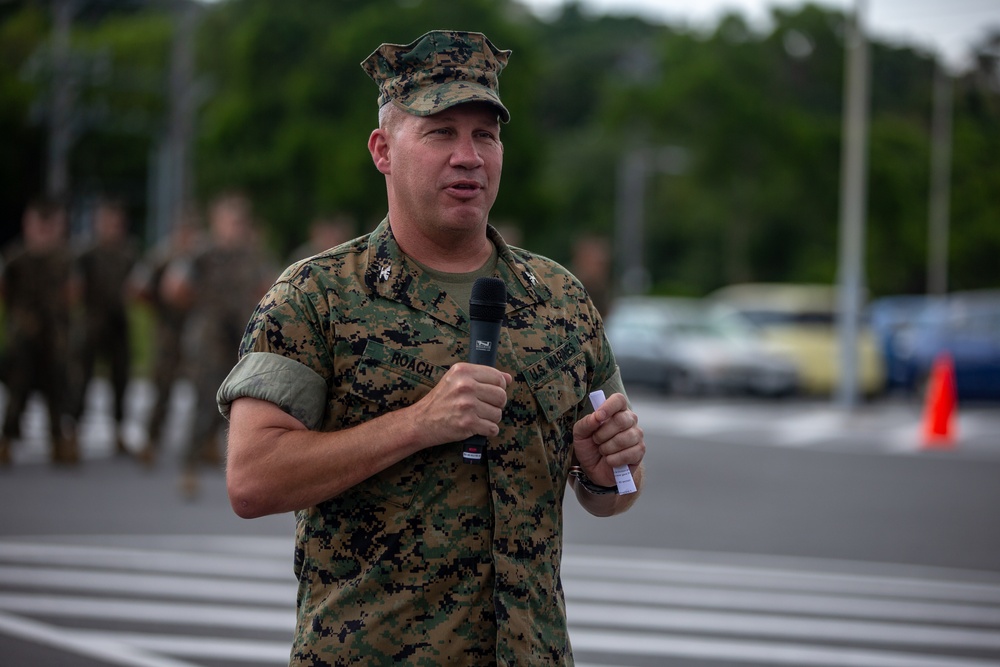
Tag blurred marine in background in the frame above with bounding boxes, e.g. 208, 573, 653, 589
133, 208, 202, 467
286, 213, 355, 265
1, 199, 77, 465
70, 196, 140, 456
161, 192, 275, 498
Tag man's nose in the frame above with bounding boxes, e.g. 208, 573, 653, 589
450, 135, 485, 168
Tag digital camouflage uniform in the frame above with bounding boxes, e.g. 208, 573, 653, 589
141, 243, 191, 452
1, 242, 76, 460
218, 221, 625, 665
184, 239, 274, 470
361, 30, 511, 123
72, 235, 140, 431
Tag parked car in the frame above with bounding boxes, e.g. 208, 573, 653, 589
891, 290, 1000, 401
868, 294, 939, 391
707, 283, 885, 397
604, 296, 799, 396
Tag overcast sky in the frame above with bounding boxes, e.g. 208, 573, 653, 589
521, 0, 1000, 70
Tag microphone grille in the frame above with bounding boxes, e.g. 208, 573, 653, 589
469, 277, 507, 322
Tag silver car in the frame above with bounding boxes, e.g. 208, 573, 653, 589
605, 296, 799, 396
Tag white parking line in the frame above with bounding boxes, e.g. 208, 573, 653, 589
568, 603, 1000, 650
4, 535, 1000, 667
570, 630, 1000, 667
0, 610, 202, 667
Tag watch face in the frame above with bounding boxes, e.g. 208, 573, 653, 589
570, 468, 618, 495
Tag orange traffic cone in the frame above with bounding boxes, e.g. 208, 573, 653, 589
921, 352, 958, 449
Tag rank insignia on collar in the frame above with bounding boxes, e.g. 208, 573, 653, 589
378, 265, 392, 282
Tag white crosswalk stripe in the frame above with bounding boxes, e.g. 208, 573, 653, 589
1, 537, 999, 666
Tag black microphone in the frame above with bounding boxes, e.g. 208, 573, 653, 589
462, 276, 507, 464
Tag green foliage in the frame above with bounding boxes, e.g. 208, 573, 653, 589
193, 0, 546, 257
2, 0, 999, 298
0, 4, 49, 242
949, 69, 1000, 291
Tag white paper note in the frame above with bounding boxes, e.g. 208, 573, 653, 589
588, 390, 637, 495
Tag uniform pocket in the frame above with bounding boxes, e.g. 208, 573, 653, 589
346, 340, 447, 509
521, 337, 588, 424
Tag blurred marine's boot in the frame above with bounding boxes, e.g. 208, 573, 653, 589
116, 432, 130, 457
137, 442, 157, 469
180, 466, 199, 500
199, 438, 222, 466
67, 429, 81, 465
0, 438, 11, 467
53, 434, 80, 466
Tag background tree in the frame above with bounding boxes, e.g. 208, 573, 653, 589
1, 3, 53, 245
193, 0, 547, 258
1, 0, 997, 299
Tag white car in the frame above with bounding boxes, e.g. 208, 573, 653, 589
605, 296, 799, 397
708, 283, 886, 397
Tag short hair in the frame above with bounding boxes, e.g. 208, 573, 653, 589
26, 196, 66, 220
97, 195, 126, 213
378, 101, 403, 131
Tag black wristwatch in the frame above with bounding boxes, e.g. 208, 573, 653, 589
569, 465, 619, 495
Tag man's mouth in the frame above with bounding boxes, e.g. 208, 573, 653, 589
448, 180, 481, 191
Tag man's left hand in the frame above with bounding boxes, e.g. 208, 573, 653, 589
571, 392, 645, 488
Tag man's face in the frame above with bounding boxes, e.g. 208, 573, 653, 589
23, 208, 65, 252
95, 205, 126, 243
380, 102, 503, 239
211, 197, 251, 247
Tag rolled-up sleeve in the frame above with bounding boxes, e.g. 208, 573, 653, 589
217, 352, 327, 430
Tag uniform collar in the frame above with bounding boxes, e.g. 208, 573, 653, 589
363, 217, 550, 330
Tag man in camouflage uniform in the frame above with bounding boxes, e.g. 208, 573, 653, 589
1, 199, 77, 465
219, 30, 646, 666
71, 197, 140, 456
167, 192, 274, 497
286, 213, 355, 265
134, 210, 201, 467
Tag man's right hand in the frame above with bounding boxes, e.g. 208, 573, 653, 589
411, 362, 512, 448
226, 364, 511, 518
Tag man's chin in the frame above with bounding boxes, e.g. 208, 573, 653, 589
441, 208, 490, 231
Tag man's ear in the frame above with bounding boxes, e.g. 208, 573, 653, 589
368, 129, 391, 175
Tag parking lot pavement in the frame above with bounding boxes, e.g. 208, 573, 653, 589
3, 379, 998, 466
628, 391, 1000, 458
2, 380, 999, 667
3, 533, 1000, 667
0, 378, 194, 466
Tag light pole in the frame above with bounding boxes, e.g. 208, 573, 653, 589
615, 145, 688, 296
45, 0, 81, 200
151, 0, 203, 246
835, 0, 871, 409
927, 59, 953, 297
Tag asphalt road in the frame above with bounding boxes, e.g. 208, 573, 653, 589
2, 381, 1000, 666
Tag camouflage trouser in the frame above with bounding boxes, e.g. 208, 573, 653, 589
2, 333, 71, 447
73, 311, 131, 424
145, 318, 186, 445
182, 315, 241, 470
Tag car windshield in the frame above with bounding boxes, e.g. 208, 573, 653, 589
608, 303, 723, 339
672, 320, 721, 338
739, 310, 836, 327
918, 298, 1000, 336
708, 308, 763, 341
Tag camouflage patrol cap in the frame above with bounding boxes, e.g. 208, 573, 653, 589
361, 30, 511, 123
